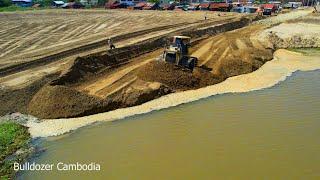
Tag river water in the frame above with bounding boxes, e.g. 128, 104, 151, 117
21, 69, 320, 179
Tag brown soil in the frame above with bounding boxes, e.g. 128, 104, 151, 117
112, 80, 172, 107
0, 73, 59, 116
2, 10, 316, 121
136, 61, 223, 91
191, 25, 273, 77
27, 22, 275, 119
0, 12, 274, 119
0, 9, 243, 88
28, 85, 116, 118
28, 80, 172, 119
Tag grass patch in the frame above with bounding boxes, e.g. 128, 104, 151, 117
0, 5, 49, 12
0, 122, 30, 179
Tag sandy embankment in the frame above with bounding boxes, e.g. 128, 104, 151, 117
26, 49, 320, 137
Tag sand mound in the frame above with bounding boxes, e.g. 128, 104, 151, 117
136, 61, 222, 91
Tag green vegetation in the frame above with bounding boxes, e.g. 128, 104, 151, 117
33, 0, 55, 6
0, 122, 30, 179
97, 0, 106, 6
0, 0, 54, 12
0, 5, 33, 12
0, 0, 12, 7
0, 5, 52, 12
148, 0, 160, 3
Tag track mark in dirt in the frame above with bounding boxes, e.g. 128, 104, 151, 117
211, 46, 230, 74
236, 39, 248, 49
77, 58, 154, 97
97, 76, 138, 98
191, 39, 213, 58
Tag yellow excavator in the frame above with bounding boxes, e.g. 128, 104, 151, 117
159, 36, 198, 71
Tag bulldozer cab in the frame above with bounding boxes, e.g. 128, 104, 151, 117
172, 36, 191, 55
161, 35, 198, 71
172, 36, 191, 44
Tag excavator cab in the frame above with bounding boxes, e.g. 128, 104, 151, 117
161, 36, 198, 71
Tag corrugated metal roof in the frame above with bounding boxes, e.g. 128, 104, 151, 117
199, 3, 209, 8
210, 3, 229, 8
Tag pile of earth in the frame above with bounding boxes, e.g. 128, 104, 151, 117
27, 79, 172, 119
28, 85, 115, 119
136, 61, 223, 91
0, 73, 59, 116
27, 61, 222, 119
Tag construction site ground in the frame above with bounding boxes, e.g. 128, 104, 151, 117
0, 8, 317, 119
0, 9, 244, 87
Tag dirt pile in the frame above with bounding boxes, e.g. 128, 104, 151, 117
28, 60, 221, 119
218, 47, 273, 77
28, 85, 116, 119
28, 80, 172, 119
26, 23, 269, 119
113, 80, 172, 107
24, 16, 272, 119
0, 74, 58, 116
136, 61, 222, 91
52, 38, 166, 86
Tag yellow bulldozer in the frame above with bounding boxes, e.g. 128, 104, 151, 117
159, 36, 198, 71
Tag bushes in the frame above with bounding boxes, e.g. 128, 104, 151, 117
33, 0, 54, 6
0, 122, 30, 179
0, 0, 12, 7
0, 5, 33, 12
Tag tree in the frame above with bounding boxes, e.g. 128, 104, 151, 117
97, 0, 106, 6
0, 0, 12, 7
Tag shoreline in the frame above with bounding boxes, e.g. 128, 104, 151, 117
25, 49, 320, 138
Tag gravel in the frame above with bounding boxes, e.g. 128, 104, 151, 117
254, 9, 312, 26
0, 112, 40, 125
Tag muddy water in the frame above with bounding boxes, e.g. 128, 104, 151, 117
22, 70, 320, 179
